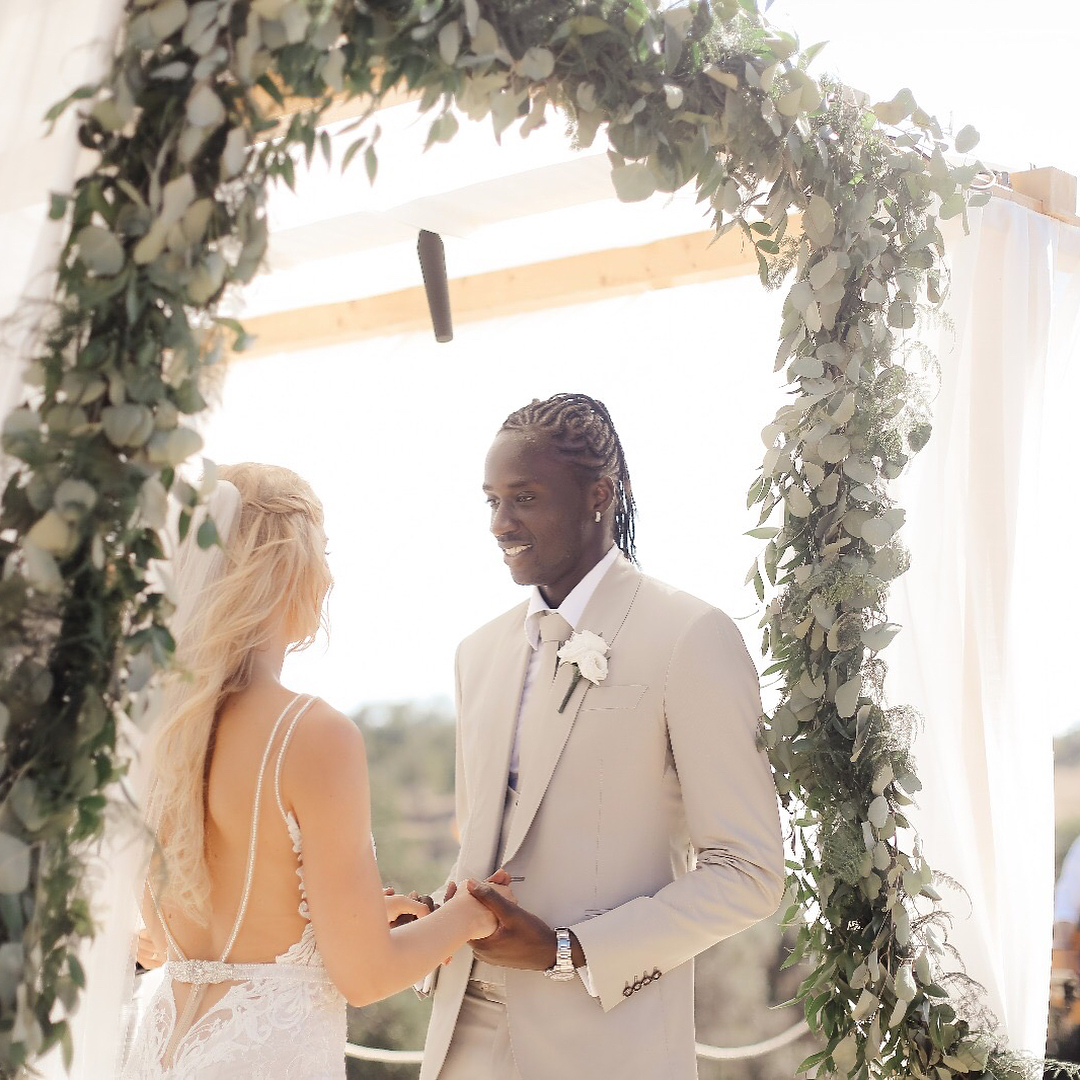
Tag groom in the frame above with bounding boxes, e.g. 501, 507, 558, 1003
420, 394, 785, 1080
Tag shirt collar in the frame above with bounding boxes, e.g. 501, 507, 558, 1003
524, 545, 621, 650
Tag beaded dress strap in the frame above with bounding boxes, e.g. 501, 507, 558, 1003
274, 696, 318, 826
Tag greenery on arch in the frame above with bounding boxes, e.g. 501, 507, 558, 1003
0, 0, 1029, 1076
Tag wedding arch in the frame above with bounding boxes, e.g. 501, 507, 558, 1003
0, 0, 1022, 1075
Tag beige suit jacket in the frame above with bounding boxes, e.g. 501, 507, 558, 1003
420, 557, 785, 1080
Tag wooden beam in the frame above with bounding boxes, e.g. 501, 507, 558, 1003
1002, 168, 1079, 227
232, 228, 763, 359
230, 168, 1079, 363
251, 75, 417, 141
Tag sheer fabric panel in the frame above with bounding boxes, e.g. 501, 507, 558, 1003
0, 0, 122, 438
891, 199, 1080, 1054
1, 5, 132, 1075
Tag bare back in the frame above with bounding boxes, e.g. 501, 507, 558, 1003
148, 683, 313, 963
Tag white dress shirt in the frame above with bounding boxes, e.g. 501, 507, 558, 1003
508, 545, 620, 789
506, 544, 619, 996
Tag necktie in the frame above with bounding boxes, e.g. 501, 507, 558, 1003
512, 611, 572, 794
536, 610, 572, 684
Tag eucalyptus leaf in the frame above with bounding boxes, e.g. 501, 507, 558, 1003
954, 124, 979, 154
872, 87, 916, 125
221, 127, 248, 179
0, 835, 29, 895
835, 675, 862, 719
517, 46, 555, 80
894, 962, 917, 1001
438, 22, 461, 65
789, 354, 824, 379
569, 15, 612, 35
148, 0, 187, 42
75, 226, 124, 276
186, 84, 225, 128
787, 280, 814, 313
842, 457, 877, 485
862, 278, 887, 304
53, 480, 97, 517
887, 299, 916, 329
804, 195, 835, 247
939, 193, 966, 220
611, 163, 656, 203
861, 514, 900, 547
786, 485, 813, 518
102, 404, 154, 448
26, 511, 75, 555
139, 477, 169, 529
703, 64, 738, 90
146, 426, 204, 467
817, 434, 849, 463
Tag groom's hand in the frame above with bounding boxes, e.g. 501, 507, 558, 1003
466, 882, 585, 971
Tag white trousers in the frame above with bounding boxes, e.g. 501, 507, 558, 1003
437, 983, 522, 1080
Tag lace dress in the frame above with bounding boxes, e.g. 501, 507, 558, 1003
122, 695, 347, 1079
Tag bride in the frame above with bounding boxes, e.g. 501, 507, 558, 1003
121, 462, 498, 1078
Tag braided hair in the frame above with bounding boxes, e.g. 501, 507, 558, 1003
500, 393, 638, 563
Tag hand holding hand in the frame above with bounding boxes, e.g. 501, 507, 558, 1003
383, 887, 433, 927
466, 882, 582, 971
483, 867, 518, 905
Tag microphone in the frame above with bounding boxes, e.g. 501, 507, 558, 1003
417, 230, 453, 343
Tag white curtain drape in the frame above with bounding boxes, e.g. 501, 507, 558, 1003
0, 1, 122, 419
891, 198, 1080, 1055
0, 5, 129, 1077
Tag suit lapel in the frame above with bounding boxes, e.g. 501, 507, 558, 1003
459, 622, 530, 877
501, 559, 643, 865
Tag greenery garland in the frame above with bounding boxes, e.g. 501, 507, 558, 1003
0, 0, 1022, 1075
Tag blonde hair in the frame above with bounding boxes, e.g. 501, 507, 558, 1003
147, 463, 332, 922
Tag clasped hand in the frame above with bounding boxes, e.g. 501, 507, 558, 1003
457, 871, 578, 972
385, 870, 567, 971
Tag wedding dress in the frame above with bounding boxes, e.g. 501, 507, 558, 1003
121, 694, 346, 1079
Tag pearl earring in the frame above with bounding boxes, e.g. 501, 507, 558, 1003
594, 511, 601, 523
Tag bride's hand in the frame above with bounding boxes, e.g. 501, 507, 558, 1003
450, 880, 499, 940
135, 928, 165, 969
383, 890, 433, 926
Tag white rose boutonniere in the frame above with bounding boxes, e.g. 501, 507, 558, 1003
555, 630, 609, 712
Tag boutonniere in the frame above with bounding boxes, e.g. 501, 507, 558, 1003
555, 630, 609, 713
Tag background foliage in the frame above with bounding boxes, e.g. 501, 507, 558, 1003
0, 0, 1020, 1076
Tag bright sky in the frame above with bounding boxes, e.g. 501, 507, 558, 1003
767, 0, 1080, 185
200, 0, 1080, 732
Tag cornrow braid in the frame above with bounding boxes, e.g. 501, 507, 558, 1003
501, 393, 638, 563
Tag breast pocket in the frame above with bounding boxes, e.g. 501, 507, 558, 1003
580, 683, 648, 712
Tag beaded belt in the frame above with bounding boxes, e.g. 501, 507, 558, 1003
166, 959, 332, 986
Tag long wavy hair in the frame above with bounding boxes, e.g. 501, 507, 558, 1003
147, 463, 332, 922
